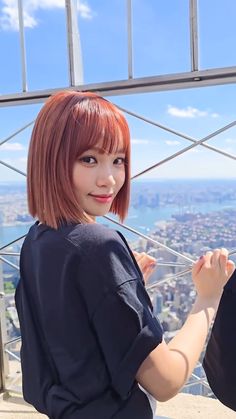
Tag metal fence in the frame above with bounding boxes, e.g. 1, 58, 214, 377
1, 0, 236, 398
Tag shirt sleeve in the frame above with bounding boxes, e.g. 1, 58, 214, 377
203, 271, 236, 411
92, 278, 163, 399
74, 225, 163, 398
73, 224, 163, 399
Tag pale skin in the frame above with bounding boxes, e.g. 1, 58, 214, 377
72, 142, 235, 403
134, 248, 235, 401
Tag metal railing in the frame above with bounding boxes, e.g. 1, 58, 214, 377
0, 0, 236, 401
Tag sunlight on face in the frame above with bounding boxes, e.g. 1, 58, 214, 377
72, 139, 126, 219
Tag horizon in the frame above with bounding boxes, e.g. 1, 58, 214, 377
0, 178, 236, 184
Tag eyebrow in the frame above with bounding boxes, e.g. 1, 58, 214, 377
87, 146, 126, 154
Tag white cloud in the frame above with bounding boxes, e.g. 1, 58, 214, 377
131, 138, 151, 145
165, 140, 181, 146
79, 2, 93, 19
0, 0, 93, 31
167, 105, 218, 119
0, 142, 25, 151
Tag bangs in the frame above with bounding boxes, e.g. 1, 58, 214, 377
72, 97, 130, 158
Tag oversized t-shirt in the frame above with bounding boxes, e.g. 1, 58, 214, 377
15, 221, 163, 419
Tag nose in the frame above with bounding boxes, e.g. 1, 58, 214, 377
96, 165, 116, 188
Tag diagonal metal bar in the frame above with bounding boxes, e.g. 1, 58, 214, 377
4, 349, 20, 363
146, 267, 192, 290
4, 337, 21, 347
0, 121, 35, 147
0, 234, 27, 251
184, 378, 210, 390
1, 106, 235, 180
151, 262, 189, 268
146, 247, 236, 290
0, 256, 19, 271
191, 372, 210, 388
131, 119, 236, 179
0, 160, 26, 177
104, 215, 194, 263
0, 252, 20, 256
116, 105, 236, 161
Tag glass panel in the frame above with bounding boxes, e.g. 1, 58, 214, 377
80, 0, 128, 83
133, 0, 190, 77
199, 0, 236, 69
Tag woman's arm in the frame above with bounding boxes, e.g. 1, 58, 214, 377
136, 249, 235, 402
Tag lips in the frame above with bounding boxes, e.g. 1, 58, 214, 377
89, 193, 113, 203
90, 194, 113, 198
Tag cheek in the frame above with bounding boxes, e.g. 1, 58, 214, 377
119, 170, 126, 187
72, 169, 83, 195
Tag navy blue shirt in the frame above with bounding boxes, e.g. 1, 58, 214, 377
15, 222, 163, 418
203, 270, 236, 412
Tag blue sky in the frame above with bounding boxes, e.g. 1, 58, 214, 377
1, 0, 236, 181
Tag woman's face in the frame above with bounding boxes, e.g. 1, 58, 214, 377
72, 141, 126, 219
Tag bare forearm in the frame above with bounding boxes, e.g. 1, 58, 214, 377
167, 296, 220, 391
137, 251, 234, 402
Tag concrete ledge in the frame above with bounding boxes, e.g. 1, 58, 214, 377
0, 393, 47, 418
156, 393, 236, 419
0, 392, 235, 418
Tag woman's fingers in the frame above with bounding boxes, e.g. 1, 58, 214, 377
132, 251, 156, 283
192, 248, 235, 300
211, 249, 221, 268
192, 255, 205, 276
226, 259, 235, 277
218, 248, 228, 273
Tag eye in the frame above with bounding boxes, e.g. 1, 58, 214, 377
79, 156, 97, 164
114, 157, 125, 165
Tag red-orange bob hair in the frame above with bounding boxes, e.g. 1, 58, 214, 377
27, 91, 131, 229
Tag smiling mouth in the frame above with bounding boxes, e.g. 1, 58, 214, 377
89, 194, 113, 203
90, 194, 112, 198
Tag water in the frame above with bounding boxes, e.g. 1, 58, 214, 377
1, 179, 236, 247
99, 198, 236, 242
1, 200, 236, 247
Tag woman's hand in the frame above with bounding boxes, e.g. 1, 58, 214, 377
192, 248, 235, 301
132, 251, 157, 284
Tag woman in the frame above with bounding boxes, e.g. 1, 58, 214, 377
15, 90, 235, 418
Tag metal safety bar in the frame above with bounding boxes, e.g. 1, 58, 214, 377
17, 0, 27, 92
127, 0, 133, 79
0, 253, 20, 257
146, 248, 236, 291
116, 105, 236, 162
1, 0, 236, 398
189, 0, 199, 72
